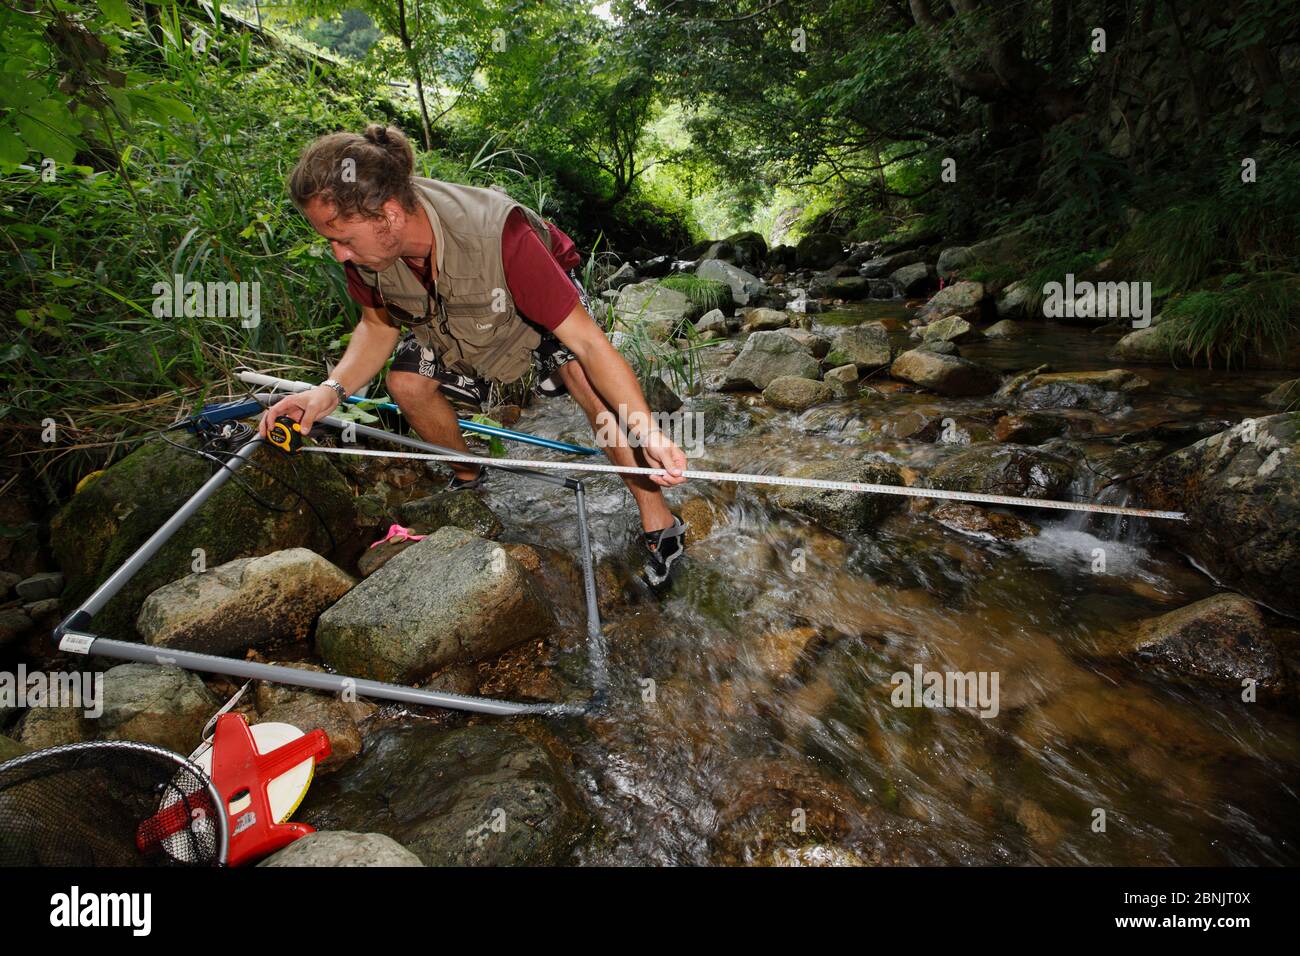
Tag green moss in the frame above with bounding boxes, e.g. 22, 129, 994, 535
50, 433, 361, 640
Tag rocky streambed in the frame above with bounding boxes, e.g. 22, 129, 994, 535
3, 237, 1299, 867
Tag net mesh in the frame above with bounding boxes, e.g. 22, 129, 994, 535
0, 740, 223, 867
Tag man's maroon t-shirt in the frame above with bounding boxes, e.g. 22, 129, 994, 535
344, 208, 582, 333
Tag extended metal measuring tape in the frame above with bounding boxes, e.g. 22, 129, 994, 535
279, 434, 1186, 521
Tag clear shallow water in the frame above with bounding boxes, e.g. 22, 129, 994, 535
472, 310, 1299, 865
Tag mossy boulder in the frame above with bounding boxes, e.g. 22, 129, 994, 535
50, 433, 362, 640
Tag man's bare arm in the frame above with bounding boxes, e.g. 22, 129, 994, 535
550, 303, 687, 486
258, 306, 400, 436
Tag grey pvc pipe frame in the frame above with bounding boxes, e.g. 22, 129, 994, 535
51, 403, 610, 718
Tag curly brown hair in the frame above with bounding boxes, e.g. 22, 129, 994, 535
288, 124, 417, 220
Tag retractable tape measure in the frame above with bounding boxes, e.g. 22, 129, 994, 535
267, 416, 303, 453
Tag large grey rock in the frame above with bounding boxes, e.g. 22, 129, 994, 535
298, 724, 588, 866
795, 233, 844, 269
15, 572, 62, 601
603, 262, 638, 292
968, 230, 1033, 266
1140, 415, 1300, 617
1106, 593, 1284, 693
697, 259, 768, 307
859, 249, 925, 278
98, 663, 220, 755
613, 280, 693, 339
834, 323, 892, 370
890, 348, 1000, 396
316, 526, 554, 683
763, 376, 833, 411
918, 281, 985, 322
722, 331, 822, 390
890, 262, 938, 297
929, 444, 1075, 500
49, 433, 360, 641
774, 327, 831, 358
995, 281, 1033, 319
821, 276, 870, 300
136, 548, 355, 655
772, 459, 904, 534
258, 831, 424, 867
936, 246, 973, 277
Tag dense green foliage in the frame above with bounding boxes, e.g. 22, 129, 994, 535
3, 0, 1299, 496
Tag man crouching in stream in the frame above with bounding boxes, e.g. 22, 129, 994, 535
258, 124, 689, 590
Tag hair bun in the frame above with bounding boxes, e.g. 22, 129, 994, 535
361, 123, 414, 175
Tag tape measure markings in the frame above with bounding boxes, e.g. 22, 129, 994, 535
296, 445, 1186, 521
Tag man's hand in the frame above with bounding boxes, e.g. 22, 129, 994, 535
257, 385, 339, 439
640, 429, 688, 487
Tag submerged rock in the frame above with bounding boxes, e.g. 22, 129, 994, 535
984, 319, 1023, 338
1107, 593, 1285, 694
298, 723, 588, 866
929, 444, 1075, 500
1264, 379, 1299, 408
994, 412, 1068, 445
929, 502, 1040, 541
137, 548, 355, 655
1010, 369, 1148, 412
315, 526, 554, 683
772, 459, 905, 534
1140, 415, 1300, 617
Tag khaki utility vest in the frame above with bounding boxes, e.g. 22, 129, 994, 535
349, 178, 556, 383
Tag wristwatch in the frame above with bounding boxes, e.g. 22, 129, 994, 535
320, 378, 347, 405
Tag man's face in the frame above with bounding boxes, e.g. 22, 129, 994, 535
303, 198, 404, 271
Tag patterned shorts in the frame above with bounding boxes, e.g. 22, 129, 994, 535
388, 270, 588, 409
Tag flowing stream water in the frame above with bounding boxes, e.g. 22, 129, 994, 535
430, 306, 1300, 865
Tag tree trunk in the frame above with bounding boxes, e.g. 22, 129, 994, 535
396, 0, 434, 151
